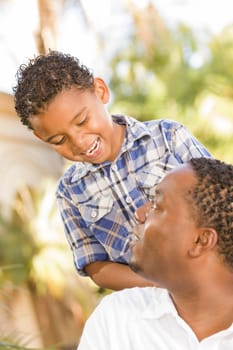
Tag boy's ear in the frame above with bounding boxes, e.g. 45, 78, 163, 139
188, 227, 218, 258
93, 77, 110, 104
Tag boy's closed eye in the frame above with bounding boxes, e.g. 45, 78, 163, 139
76, 115, 88, 126
52, 136, 66, 145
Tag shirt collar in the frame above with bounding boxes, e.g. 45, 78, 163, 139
141, 288, 178, 319
142, 289, 233, 334
115, 114, 151, 153
141, 288, 233, 342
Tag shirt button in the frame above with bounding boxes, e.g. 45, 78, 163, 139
126, 196, 132, 204
91, 210, 97, 218
112, 165, 117, 171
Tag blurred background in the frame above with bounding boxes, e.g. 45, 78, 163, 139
0, 0, 233, 349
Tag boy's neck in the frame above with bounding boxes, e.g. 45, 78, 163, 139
110, 123, 126, 161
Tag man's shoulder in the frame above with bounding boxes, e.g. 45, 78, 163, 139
100, 287, 162, 312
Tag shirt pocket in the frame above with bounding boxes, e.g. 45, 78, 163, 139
76, 190, 114, 226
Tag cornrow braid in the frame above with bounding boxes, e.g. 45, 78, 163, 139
189, 157, 233, 269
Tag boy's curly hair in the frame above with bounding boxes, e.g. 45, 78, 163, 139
188, 157, 233, 269
13, 51, 94, 129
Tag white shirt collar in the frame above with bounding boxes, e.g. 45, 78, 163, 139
141, 288, 178, 319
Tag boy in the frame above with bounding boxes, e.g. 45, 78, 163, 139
13, 51, 212, 290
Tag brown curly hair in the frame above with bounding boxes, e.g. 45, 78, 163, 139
13, 51, 94, 129
188, 157, 233, 269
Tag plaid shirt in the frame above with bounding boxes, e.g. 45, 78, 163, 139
56, 115, 211, 276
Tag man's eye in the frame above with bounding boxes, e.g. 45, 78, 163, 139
150, 200, 157, 210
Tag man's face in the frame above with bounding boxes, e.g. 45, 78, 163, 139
130, 165, 198, 287
30, 78, 124, 163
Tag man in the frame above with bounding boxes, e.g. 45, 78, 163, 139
77, 157, 233, 349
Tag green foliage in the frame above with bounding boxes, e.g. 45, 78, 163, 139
0, 215, 38, 285
0, 182, 101, 349
0, 340, 56, 350
206, 25, 233, 98
109, 20, 207, 116
108, 4, 233, 163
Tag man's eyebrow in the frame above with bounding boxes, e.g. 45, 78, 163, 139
45, 107, 86, 142
155, 187, 162, 196
154, 187, 164, 201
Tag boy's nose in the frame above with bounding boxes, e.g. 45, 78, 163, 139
69, 132, 84, 153
135, 202, 152, 223
70, 143, 80, 155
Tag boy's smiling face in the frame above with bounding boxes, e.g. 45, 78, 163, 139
31, 78, 125, 163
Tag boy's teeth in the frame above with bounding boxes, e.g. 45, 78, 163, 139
86, 139, 98, 154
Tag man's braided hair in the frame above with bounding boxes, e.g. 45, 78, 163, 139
13, 51, 94, 129
188, 157, 233, 269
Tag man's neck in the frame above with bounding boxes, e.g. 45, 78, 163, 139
170, 276, 233, 341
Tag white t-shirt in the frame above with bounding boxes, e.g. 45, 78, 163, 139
78, 287, 233, 350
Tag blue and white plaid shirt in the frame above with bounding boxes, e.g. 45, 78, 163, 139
56, 115, 211, 275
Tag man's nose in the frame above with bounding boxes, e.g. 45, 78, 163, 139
135, 201, 152, 223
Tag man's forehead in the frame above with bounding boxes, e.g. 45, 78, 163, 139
157, 164, 196, 193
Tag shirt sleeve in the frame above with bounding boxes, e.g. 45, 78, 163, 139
56, 195, 108, 276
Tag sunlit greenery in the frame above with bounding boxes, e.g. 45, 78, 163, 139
0, 339, 56, 350
0, 182, 100, 349
0, 1, 233, 348
108, 4, 233, 163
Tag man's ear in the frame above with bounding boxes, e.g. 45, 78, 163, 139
93, 77, 110, 104
188, 227, 218, 258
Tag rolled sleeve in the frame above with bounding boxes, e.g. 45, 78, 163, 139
57, 196, 108, 276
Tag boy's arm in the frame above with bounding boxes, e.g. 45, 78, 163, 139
85, 261, 155, 290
